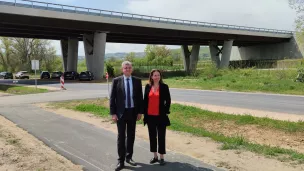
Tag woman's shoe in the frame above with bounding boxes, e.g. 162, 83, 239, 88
159, 159, 166, 166
150, 157, 159, 164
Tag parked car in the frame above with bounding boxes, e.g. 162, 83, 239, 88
51, 71, 63, 79
0, 72, 13, 79
79, 71, 94, 81
15, 71, 29, 79
40, 71, 50, 79
63, 71, 79, 80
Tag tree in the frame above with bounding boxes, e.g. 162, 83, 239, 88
0, 37, 61, 72
289, 0, 304, 50
0, 37, 18, 72
144, 45, 171, 64
171, 49, 182, 63
145, 45, 157, 61
125, 52, 135, 62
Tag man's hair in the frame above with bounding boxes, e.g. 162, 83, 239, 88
121, 61, 132, 68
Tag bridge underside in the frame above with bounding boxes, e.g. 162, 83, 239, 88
0, 13, 289, 46
0, 11, 301, 78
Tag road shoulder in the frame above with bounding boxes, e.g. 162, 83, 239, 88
0, 115, 83, 171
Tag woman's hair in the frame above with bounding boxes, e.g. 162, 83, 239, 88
148, 69, 164, 85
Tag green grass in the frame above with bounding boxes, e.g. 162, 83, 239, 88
170, 104, 304, 133
164, 66, 304, 95
75, 104, 110, 118
0, 85, 48, 95
49, 98, 304, 163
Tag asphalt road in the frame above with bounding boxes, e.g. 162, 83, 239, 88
43, 82, 304, 115
1, 79, 303, 115
0, 104, 222, 171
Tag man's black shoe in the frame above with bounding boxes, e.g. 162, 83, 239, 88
126, 158, 137, 166
115, 162, 124, 171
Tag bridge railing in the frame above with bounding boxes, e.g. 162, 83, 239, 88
0, 0, 294, 34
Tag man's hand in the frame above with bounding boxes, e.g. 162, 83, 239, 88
112, 115, 118, 122
137, 114, 142, 121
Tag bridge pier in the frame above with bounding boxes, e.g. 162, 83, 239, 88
232, 36, 303, 60
181, 44, 200, 73
221, 40, 233, 68
67, 38, 79, 72
83, 34, 94, 72
209, 41, 220, 68
209, 40, 234, 68
83, 32, 107, 80
60, 39, 68, 72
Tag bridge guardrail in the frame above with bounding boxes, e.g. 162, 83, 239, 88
0, 0, 294, 34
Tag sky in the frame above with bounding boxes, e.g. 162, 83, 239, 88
34, 0, 298, 55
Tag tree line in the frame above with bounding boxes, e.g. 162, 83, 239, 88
0, 37, 62, 73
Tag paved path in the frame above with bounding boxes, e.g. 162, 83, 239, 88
0, 104, 222, 171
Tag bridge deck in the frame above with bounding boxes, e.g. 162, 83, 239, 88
0, 0, 293, 45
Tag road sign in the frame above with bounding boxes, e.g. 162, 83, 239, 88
31, 60, 39, 70
31, 60, 39, 90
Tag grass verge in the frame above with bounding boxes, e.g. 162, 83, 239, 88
49, 98, 304, 164
164, 67, 304, 95
0, 85, 48, 95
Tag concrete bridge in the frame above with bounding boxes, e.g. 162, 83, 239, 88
0, 0, 302, 79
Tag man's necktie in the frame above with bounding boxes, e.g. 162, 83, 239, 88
126, 78, 131, 108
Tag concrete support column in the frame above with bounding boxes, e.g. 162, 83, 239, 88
83, 34, 94, 72
209, 41, 220, 68
67, 38, 79, 71
220, 40, 234, 68
60, 39, 68, 72
181, 45, 190, 73
190, 44, 200, 72
92, 32, 107, 80
181, 44, 200, 73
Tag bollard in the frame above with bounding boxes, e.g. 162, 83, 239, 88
60, 75, 66, 90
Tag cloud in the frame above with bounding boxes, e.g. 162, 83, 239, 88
126, 0, 297, 30
51, 0, 298, 55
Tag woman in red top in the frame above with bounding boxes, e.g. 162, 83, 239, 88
143, 69, 171, 166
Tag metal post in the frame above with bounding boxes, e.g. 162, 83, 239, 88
107, 77, 109, 98
34, 64, 37, 90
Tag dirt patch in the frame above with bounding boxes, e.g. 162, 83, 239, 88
0, 115, 83, 171
173, 101, 304, 153
0, 92, 11, 97
36, 103, 304, 171
172, 101, 304, 122
197, 120, 304, 153
25, 85, 61, 91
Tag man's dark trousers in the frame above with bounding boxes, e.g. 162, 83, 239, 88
117, 108, 136, 163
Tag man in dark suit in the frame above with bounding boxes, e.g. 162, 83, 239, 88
110, 61, 143, 171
